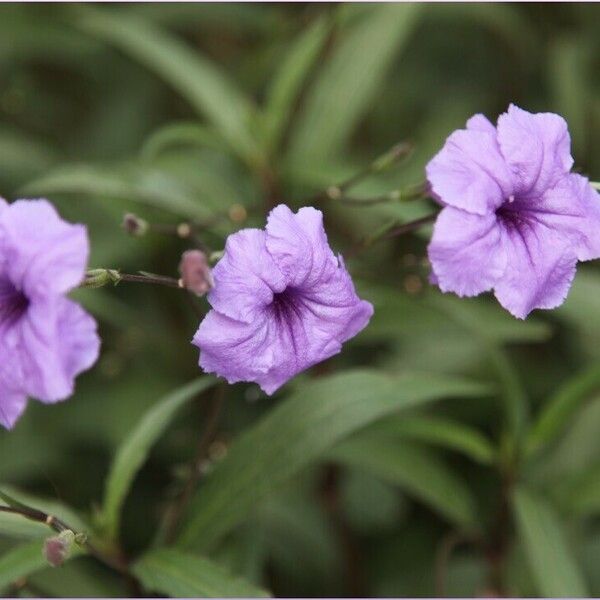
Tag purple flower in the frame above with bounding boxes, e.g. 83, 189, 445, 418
193, 205, 373, 394
426, 104, 600, 319
0, 198, 100, 429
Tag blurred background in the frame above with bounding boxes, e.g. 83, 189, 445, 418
1, 3, 600, 597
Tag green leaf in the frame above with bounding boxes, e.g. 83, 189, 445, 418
0, 542, 48, 590
100, 377, 216, 540
132, 548, 270, 598
374, 414, 496, 465
75, 7, 263, 167
178, 369, 488, 549
263, 16, 330, 153
141, 122, 228, 160
513, 486, 588, 597
328, 436, 478, 528
554, 462, 600, 517
527, 364, 600, 456
287, 4, 421, 165
21, 163, 212, 220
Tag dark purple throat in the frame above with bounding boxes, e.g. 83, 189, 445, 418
0, 278, 29, 329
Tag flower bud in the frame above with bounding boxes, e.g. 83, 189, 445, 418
122, 213, 148, 237
179, 250, 214, 296
43, 530, 75, 567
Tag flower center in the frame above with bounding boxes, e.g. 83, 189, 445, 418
495, 197, 530, 230
270, 287, 302, 321
0, 278, 29, 329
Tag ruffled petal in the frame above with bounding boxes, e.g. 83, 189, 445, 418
194, 310, 277, 388
466, 114, 496, 134
296, 255, 373, 345
56, 299, 100, 380
265, 205, 338, 289
521, 173, 600, 262
207, 229, 286, 323
426, 125, 513, 216
493, 218, 577, 319
0, 387, 27, 430
17, 300, 74, 402
0, 200, 88, 298
497, 104, 573, 197
428, 207, 506, 297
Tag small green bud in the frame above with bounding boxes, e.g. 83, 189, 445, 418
82, 269, 121, 289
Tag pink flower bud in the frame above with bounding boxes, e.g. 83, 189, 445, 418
179, 250, 214, 296
43, 530, 74, 567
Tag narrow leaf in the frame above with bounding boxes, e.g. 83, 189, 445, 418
101, 377, 216, 540
328, 437, 478, 528
288, 4, 420, 164
0, 542, 48, 589
527, 363, 600, 456
513, 486, 588, 597
178, 369, 488, 549
373, 414, 496, 465
263, 16, 330, 152
133, 548, 270, 598
75, 7, 263, 167
21, 163, 212, 220
141, 121, 227, 160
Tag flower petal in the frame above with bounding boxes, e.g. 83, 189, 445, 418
0, 387, 27, 430
466, 114, 496, 134
207, 229, 286, 323
195, 270, 372, 396
0, 199, 88, 297
428, 207, 506, 297
493, 219, 577, 319
17, 300, 74, 402
426, 125, 513, 216
194, 310, 276, 388
56, 299, 100, 380
523, 173, 600, 262
266, 205, 338, 288
497, 104, 573, 197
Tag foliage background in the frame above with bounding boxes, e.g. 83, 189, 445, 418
1, 2, 600, 597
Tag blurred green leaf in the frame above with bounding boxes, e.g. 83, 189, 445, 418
288, 4, 420, 165
100, 377, 216, 540
178, 369, 488, 549
329, 437, 478, 528
132, 548, 270, 598
21, 163, 213, 220
263, 16, 330, 153
554, 462, 600, 517
549, 37, 591, 158
513, 486, 588, 597
140, 122, 227, 160
375, 414, 496, 465
75, 7, 263, 168
0, 541, 48, 590
527, 363, 600, 456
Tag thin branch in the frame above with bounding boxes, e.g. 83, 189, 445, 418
305, 142, 414, 204
378, 213, 437, 241
0, 504, 127, 575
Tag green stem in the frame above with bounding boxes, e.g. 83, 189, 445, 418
0, 496, 127, 575
81, 269, 182, 290
308, 141, 413, 203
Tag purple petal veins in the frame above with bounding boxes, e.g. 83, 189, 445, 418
0, 198, 100, 429
193, 205, 373, 394
427, 104, 600, 319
